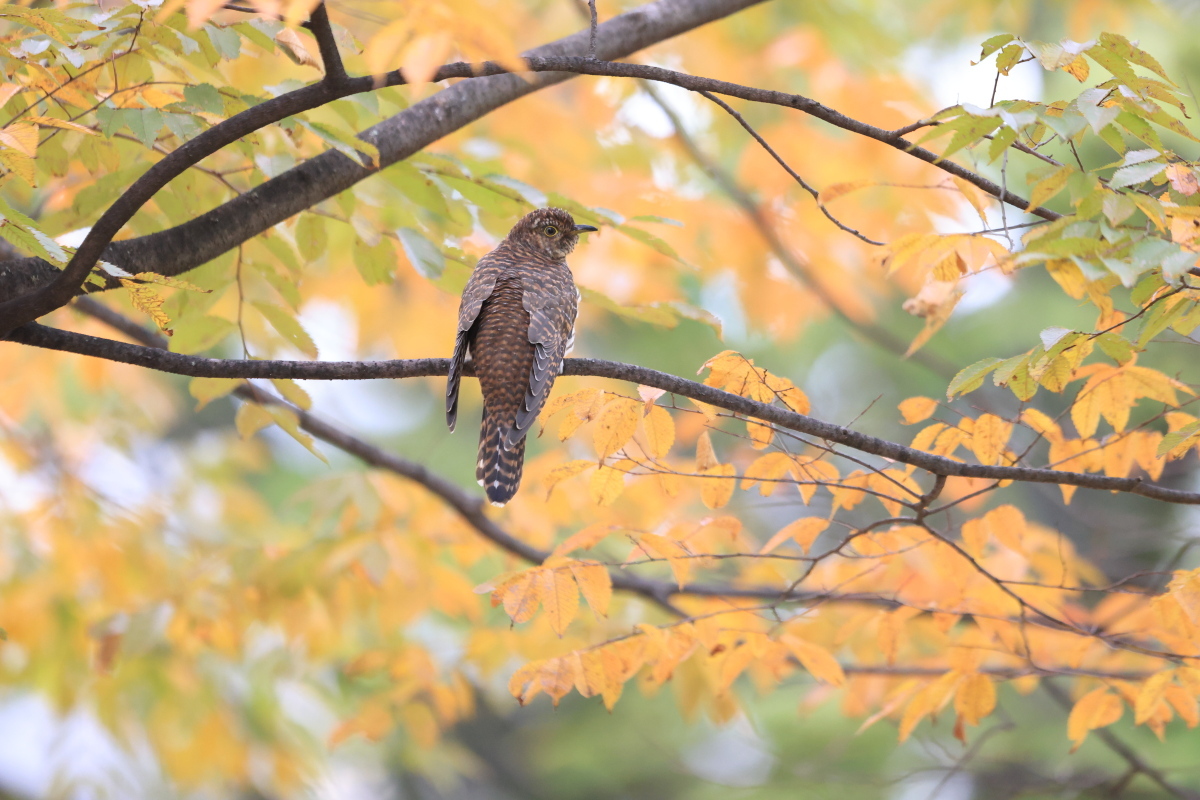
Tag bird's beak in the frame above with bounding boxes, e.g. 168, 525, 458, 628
574, 224, 599, 233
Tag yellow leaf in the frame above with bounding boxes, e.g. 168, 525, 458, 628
971, 413, 1013, 466
899, 396, 938, 425
276, 27, 320, 69
541, 387, 599, 422
401, 32, 454, 87
641, 405, 675, 459
954, 673, 997, 726
499, 571, 542, 624
593, 397, 641, 460
638, 533, 693, 588
700, 463, 737, 509
1135, 672, 1172, 725
0, 122, 38, 157
985, 504, 1026, 554
234, 402, 273, 439
695, 430, 719, 471
747, 419, 773, 450
1067, 687, 1124, 750
539, 566, 580, 637
543, 460, 593, 498
1027, 165, 1074, 211
818, 179, 873, 204
552, 523, 616, 557
26, 116, 98, 136
961, 518, 987, 558
781, 634, 845, 687
1165, 684, 1199, 727
759, 517, 829, 555
589, 461, 629, 506
569, 560, 612, 617
741, 452, 794, 496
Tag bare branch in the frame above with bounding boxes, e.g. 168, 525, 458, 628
9, 321, 1200, 506
698, 90, 885, 246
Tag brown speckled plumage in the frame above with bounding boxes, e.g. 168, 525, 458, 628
446, 208, 596, 506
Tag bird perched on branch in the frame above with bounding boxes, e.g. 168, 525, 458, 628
446, 208, 597, 506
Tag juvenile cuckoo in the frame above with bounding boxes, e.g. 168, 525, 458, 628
446, 208, 597, 506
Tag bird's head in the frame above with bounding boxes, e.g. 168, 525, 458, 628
508, 207, 598, 260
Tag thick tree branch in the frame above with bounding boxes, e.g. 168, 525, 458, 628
308, 3, 347, 84
0, 0, 764, 310
9, 321, 1200, 506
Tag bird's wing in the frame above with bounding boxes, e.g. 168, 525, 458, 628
447, 253, 505, 431
509, 275, 578, 444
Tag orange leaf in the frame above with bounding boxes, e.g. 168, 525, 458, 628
499, 571, 543, 624
1135, 671, 1172, 725
1067, 687, 1124, 750
954, 673, 997, 726
638, 533, 693, 588
695, 430, 719, 471
780, 633, 845, 687
641, 404, 675, 459
759, 517, 829, 555
569, 560, 612, 617
899, 396, 938, 425
971, 413, 1013, 466
594, 397, 641, 459
543, 459, 593, 498
539, 566, 580, 637
552, 523, 616, 557
700, 463, 737, 509
589, 461, 629, 506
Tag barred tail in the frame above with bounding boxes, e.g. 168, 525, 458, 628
476, 412, 525, 506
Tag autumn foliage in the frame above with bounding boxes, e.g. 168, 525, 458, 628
2, 0, 1200, 795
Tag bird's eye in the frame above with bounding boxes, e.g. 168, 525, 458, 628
543, 225, 559, 237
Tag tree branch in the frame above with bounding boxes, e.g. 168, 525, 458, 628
0, 0, 764, 310
308, 2, 347, 84
9, 321, 1200, 506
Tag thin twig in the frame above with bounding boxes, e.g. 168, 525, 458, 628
641, 82, 957, 378
699, 90, 885, 245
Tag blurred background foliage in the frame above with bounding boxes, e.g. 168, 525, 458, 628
1, 0, 1200, 797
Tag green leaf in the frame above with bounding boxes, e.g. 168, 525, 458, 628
294, 213, 327, 262
1026, 165, 1074, 210
1158, 421, 1200, 458
1095, 332, 1135, 364
125, 109, 164, 148
183, 83, 224, 114
1136, 297, 1190, 348
978, 33, 1016, 61
1109, 161, 1165, 189
353, 237, 396, 285
0, 199, 67, 265
298, 120, 378, 167
947, 357, 1003, 399
397, 227, 445, 279
205, 24, 242, 60
996, 43, 1026, 75
254, 302, 317, 357
172, 316, 236, 354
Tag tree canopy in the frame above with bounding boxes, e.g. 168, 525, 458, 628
2, 0, 1200, 796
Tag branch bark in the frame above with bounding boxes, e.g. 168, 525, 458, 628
9, 320, 1199, 506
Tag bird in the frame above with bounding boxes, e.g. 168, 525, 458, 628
446, 208, 597, 506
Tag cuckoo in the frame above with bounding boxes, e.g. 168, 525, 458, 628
446, 208, 597, 506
